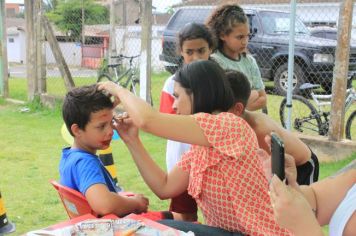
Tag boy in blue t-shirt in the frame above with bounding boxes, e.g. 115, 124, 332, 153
60, 84, 150, 217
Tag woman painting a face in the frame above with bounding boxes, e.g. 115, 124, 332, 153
98, 60, 291, 235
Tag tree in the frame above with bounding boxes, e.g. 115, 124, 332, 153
43, 0, 59, 11
47, 0, 109, 42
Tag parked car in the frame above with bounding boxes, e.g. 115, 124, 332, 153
309, 26, 337, 40
160, 6, 356, 95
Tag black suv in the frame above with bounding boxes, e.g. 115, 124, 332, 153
159, 6, 356, 95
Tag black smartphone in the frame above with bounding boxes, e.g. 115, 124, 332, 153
271, 133, 285, 180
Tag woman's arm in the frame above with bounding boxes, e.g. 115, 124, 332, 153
98, 82, 209, 146
125, 136, 190, 199
113, 116, 189, 199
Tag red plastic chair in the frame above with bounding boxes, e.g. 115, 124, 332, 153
50, 180, 171, 221
50, 180, 98, 219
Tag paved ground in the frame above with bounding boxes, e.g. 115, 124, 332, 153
9, 64, 97, 78
297, 133, 356, 162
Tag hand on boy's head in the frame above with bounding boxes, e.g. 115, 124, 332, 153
97, 81, 121, 106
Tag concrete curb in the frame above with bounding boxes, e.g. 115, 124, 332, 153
5, 98, 25, 104
296, 133, 356, 162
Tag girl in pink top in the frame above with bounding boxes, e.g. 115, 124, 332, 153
98, 60, 291, 235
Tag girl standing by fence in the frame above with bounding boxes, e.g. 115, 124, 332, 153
207, 4, 267, 112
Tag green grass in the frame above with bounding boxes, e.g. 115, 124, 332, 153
0, 73, 355, 234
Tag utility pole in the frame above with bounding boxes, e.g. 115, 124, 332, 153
329, 0, 354, 141
139, 0, 152, 104
0, 0, 9, 97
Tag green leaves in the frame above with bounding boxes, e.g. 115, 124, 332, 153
46, 0, 109, 41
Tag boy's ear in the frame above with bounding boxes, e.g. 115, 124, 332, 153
71, 124, 81, 137
232, 102, 244, 116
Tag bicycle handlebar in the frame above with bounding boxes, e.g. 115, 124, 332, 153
111, 54, 140, 59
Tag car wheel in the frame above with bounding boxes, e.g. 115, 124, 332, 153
274, 63, 305, 96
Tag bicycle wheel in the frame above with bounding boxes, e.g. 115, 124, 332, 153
345, 110, 356, 140
97, 74, 113, 83
279, 95, 323, 136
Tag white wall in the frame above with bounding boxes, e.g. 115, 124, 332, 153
45, 42, 82, 66
7, 30, 26, 63
115, 25, 165, 72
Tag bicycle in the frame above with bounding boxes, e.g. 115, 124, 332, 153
97, 54, 140, 96
279, 83, 356, 140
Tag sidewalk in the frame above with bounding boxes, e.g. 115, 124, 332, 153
297, 133, 356, 162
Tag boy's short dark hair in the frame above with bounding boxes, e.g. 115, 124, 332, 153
62, 84, 114, 136
173, 60, 234, 114
225, 70, 251, 109
177, 23, 215, 52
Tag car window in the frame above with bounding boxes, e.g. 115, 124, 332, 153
248, 14, 259, 33
312, 32, 324, 38
325, 32, 337, 40
311, 30, 337, 40
260, 11, 309, 35
167, 9, 212, 31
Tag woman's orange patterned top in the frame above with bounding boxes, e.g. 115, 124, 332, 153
177, 112, 291, 236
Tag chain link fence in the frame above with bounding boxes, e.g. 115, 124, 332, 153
44, 0, 165, 94
157, 0, 356, 140
5, 0, 356, 139
160, 1, 356, 94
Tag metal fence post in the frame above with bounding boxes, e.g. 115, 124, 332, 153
139, 0, 153, 104
329, 0, 354, 141
286, 0, 297, 131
